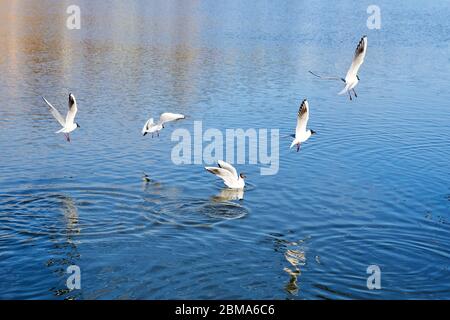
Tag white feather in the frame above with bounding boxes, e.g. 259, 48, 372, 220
142, 112, 185, 136
42, 97, 65, 127
205, 160, 245, 189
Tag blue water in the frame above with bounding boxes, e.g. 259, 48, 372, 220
0, 0, 449, 299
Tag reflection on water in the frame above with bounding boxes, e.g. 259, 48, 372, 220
284, 268, 300, 296
141, 175, 248, 227
211, 188, 244, 202
283, 248, 305, 296
61, 195, 80, 238
274, 235, 309, 296
51, 195, 80, 298
1, 0, 450, 299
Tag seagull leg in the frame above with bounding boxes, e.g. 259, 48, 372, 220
67, 134, 71, 142
348, 91, 352, 101
297, 144, 300, 152
157, 131, 159, 137
352, 89, 358, 98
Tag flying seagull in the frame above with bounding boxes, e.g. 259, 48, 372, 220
309, 35, 367, 100
290, 99, 316, 152
205, 160, 246, 189
142, 112, 185, 137
42, 93, 80, 142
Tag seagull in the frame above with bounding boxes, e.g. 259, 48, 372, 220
290, 99, 316, 152
205, 160, 246, 189
309, 35, 367, 100
42, 93, 80, 142
142, 112, 185, 137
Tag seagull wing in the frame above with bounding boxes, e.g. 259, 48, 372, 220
142, 118, 154, 134
345, 36, 367, 79
42, 97, 66, 127
308, 71, 345, 82
65, 94, 78, 126
205, 167, 238, 187
295, 99, 309, 138
158, 112, 185, 125
217, 160, 238, 180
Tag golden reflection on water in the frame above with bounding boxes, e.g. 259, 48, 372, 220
212, 188, 244, 202
61, 195, 80, 238
45, 194, 81, 298
283, 248, 305, 295
274, 236, 308, 296
0, 0, 205, 109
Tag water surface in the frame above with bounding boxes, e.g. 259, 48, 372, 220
0, 0, 449, 299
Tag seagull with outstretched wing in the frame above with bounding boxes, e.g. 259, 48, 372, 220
309, 35, 367, 100
290, 99, 316, 152
42, 93, 80, 142
205, 160, 246, 189
142, 112, 185, 137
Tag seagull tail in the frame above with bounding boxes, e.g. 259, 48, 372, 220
290, 139, 298, 149
338, 84, 350, 95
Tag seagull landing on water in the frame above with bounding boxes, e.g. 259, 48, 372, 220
42, 93, 80, 142
309, 35, 367, 101
142, 112, 185, 137
290, 99, 316, 152
205, 160, 246, 189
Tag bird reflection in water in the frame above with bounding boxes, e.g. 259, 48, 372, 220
61, 195, 80, 239
201, 187, 247, 221
211, 188, 244, 202
273, 236, 307, 296
47, 195, 81, 298
283, 247, 306, 295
